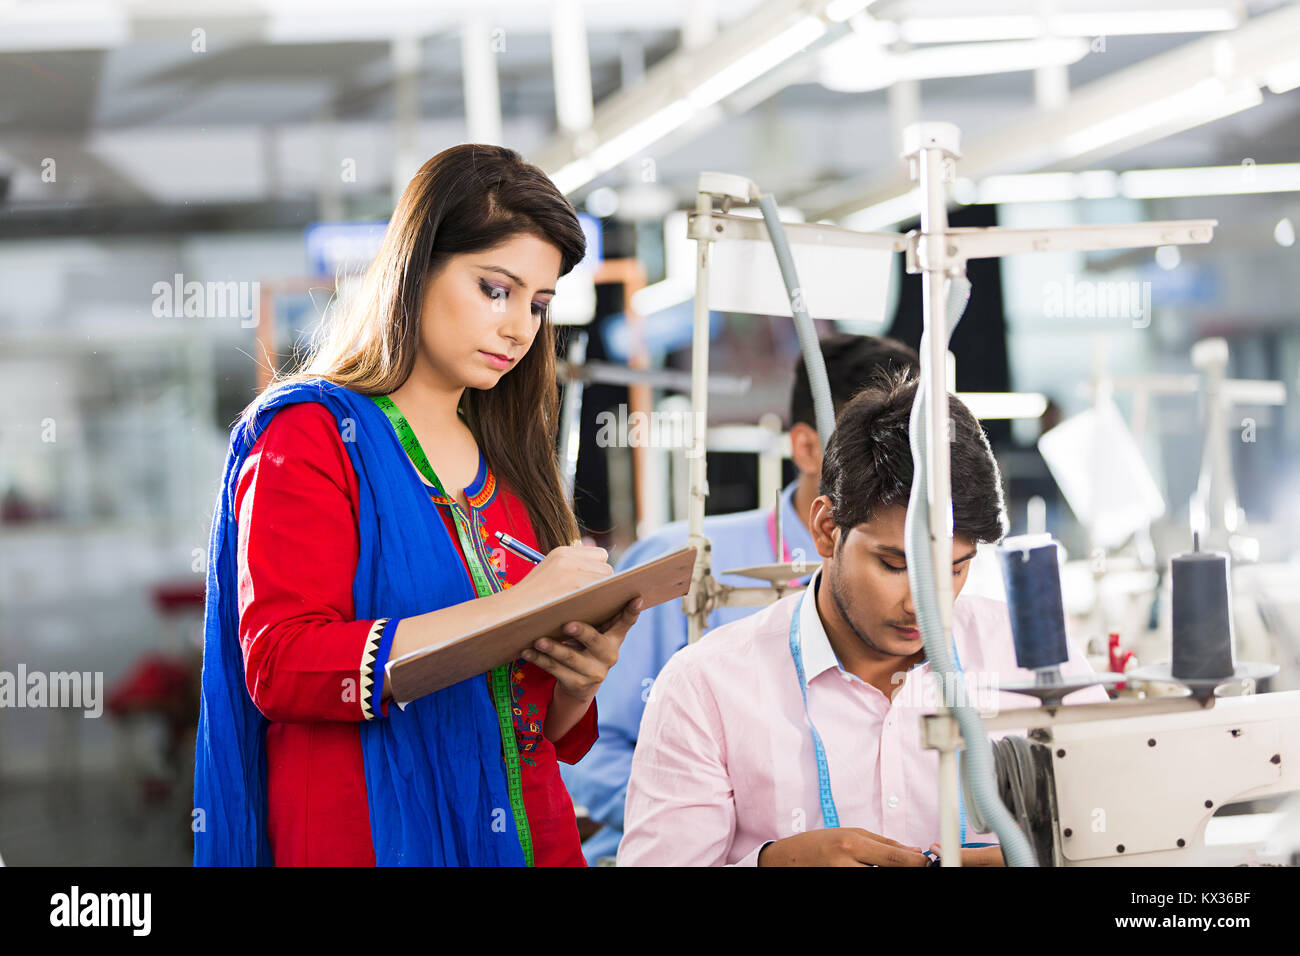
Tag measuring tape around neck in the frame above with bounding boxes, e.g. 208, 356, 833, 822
369, 393, 535, 866
787, 581, 971, 845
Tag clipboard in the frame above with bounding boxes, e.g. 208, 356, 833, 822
387, 546, 697, 702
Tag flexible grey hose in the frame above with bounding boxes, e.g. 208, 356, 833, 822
992, 735, 1047, 865
757, 194, 836, 444
904, 276, 1038, 867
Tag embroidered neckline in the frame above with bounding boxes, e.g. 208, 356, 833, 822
426, 453, 496, 510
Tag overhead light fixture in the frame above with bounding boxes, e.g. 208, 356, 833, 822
1264, 57, 1300, 94
903, 37, 1090, 80
1077, 169, 1122, 198
938, 170, 1121, 207
1050, 7, 1242, 37
976, 172, 1082, 204
824, 0, 874, 24
550, 158, 598, 196
842, 159, 1300, 227
841, 189, 921, 232
956, 392, 1050, 421
689, 16, 826, 109
897, 6, 1241, 44
898, 16, 1043, 44
586, 99, 695, 174
1058, 78, 1262, 160
631, 277, 695, 317
944, 163, 1300, 209
819, 36, 1089, 91
0, 3, 128, 51
546, 9, 834, 195
1121, 162, 1300, 198
951, 178, 978, 205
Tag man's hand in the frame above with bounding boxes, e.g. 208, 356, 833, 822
928, 843, 1005, 867
758, 828, 930, 867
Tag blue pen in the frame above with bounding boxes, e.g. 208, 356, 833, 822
494, 531, 587, 648
494, 531, 546, 565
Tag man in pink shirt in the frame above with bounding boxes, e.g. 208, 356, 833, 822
619, 373, 1107, 867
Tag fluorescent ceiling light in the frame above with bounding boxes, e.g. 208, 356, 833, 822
897, 7, 1240, 44
631, 277, 695, 317
899, 16, 1045, 43
550, 158, 598, 195
841, 189, 920, 231
945, 163, 1300, 207
1077, 169, 1122, 199
587, 100, 695, 174
902, 38, 1089, 79
1265, 58, 1300, 94
951, 178, 978, 205
688, 15, 826, 110
549, 12, 828, 194
1121, 162, 1300, 198
971, 170, 1122, 204
956, 393, 1049, 421
820, 36, 1088, 91
0, 4, 128, 51
1050, 8, 1241, 37
1058, 78, 1262, 160
825, 0, 873, 24
977, 172, 1080, 204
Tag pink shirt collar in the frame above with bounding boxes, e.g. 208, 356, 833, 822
798, 567, 930, 691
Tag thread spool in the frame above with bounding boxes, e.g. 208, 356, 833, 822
997, 535, 1069, 671
1170, 536, 1234, 681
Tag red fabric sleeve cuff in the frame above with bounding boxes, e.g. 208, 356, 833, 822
553, 696, 599, 764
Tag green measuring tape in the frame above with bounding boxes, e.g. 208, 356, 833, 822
369, 393, 535, 867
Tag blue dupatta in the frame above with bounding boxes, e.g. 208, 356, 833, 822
193, 377, 525, 866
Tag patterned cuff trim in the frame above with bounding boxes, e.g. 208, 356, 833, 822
359, 618, 389, 720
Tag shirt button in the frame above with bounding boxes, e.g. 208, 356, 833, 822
888, 795, 900, 808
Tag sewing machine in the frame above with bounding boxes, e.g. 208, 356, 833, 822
924, 688, 1300, 866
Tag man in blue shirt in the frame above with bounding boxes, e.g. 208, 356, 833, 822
562, 334, 920, 864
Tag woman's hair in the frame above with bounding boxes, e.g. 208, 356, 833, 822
244, 143, 585, 550
818, 369, 1007, 546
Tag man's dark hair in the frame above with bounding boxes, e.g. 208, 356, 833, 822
818, 370, 1007, 545
789, 334, 919, 430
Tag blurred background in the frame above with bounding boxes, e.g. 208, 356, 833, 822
1, 0, 1298, 864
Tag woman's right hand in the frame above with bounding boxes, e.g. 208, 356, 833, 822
510, 544, 613, 606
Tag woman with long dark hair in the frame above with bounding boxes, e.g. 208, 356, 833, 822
194, 144, 641, 866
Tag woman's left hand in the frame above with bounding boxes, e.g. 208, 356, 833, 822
521, 597, 644, 702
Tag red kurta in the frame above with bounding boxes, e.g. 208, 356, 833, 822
234, 400, 596, 866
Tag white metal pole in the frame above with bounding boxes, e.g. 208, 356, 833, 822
918, 139, 955, 637
937, 748, 960, 867
757, 411, 784, 515
392, 35, 421, 201
686, 190, 714, 644
911, 123, 961, 865
461, 16, 503, 146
